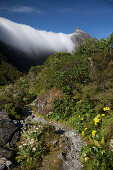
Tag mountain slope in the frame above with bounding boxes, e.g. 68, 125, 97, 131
0, 17, 92, 71
71, 27, 92, 48
0, 53, 22, 86
0, 34, 113, 169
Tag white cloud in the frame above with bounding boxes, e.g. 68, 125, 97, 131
0, 17, 75, 58
0, 6, 42, 14
10, 6, 35, 13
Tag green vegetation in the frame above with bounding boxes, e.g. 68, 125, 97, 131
0, 53, 22, 86
16, 123, 63, 169
0, 34, 113, 169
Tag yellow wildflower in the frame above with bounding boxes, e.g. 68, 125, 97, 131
94, 117, 99, 125
101, 114, 105, 117
84, 157, 89, 162
92, 130, 96, 138
103, 107, 110, 111
97, 114, 100, 118
84, 128, 87, 130
82, 131, 84, 136
81, 117, 84, 120
79, 115, 80, 118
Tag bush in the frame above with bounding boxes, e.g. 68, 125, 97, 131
16, 124, 60, 169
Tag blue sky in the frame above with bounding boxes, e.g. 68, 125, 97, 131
0, 0, 113, 39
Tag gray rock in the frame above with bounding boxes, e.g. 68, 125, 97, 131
58, 152, 67, 161
52, 140, 59, 147
0, 158, 12, 169
109, 139, 113, 151
0, 112, 9, 119
24, 114, 49, 125
9, 131, 20, 147
61, 130, 83, 170
0, 147, 13, 159
0, 163, 6, 170
30, 113, 84, 170
0, 119, 19, 146
71, 28, 92, 49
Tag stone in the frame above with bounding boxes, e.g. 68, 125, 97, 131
34, 88, 63, 115
0, 119, 20, 146
71, 28, 92, 49
52, 140, 59, 147
0, 147, 13, 159
0, 158, 12, 169
0, 112, 9, 119
58, 152, 67, 161
0, 160, 6, 170
9, 131, 20, 147
109, 139, 113, 151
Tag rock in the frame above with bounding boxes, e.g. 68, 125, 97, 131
0, 161, 6, 170
52, 140, 59, 147
60, 130, 83, 170
26, 114, 84, 170
34, 88, 63, 115
71, 28, 92, 49
0, 158, 12, 169
0, 112, 9, 119
58, 152, 67, 161
9, 131, 20, 147
0, 147, 13, 159
0, 119, 20, 146
109, 139, 113, 151
24, 114, 49, 126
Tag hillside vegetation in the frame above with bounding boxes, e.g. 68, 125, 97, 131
0, 53, 22, 86
0, 34, 113, 169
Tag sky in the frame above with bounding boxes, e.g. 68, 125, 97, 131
0, 0, 113, 39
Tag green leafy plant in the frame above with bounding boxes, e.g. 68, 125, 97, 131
16, 124, 59, 169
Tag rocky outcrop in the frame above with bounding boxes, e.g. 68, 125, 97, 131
0, 147, 13, 159
0, 119, 20, 146
109, 139, 113, 152
0, 116, 20, 169
61, 130, 83, 170
34, 88, 63, 115
71, 27, 92, 49
24, 112, 84, 170
0, 157, 12, 170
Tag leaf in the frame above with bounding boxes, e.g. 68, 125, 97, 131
93, 140, 101, 148
101, 137, 105, 145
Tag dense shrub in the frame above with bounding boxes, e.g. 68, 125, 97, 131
0, 55, 22, 86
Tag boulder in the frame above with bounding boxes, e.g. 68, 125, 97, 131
0, 112, 9, 119
0, 147, 13, 159
0, 158, 12, 169
109, 139, 113, 151
34, 88, 63, 115
0, 119, 20, 146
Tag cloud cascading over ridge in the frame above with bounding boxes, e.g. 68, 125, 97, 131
0, 17, 75, 59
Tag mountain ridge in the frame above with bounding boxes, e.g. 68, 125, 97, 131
0, 17, 92, 71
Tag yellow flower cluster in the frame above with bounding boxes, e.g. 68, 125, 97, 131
94, 115, 100, 125
82, 131, 84, 136
97, 114, 100, 118
103, 107, 110, 111
92, 130, 96, 138
101, 114, 105, 117
81, 127, 87, 136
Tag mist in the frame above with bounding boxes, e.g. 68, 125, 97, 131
0, 17, 75, 58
